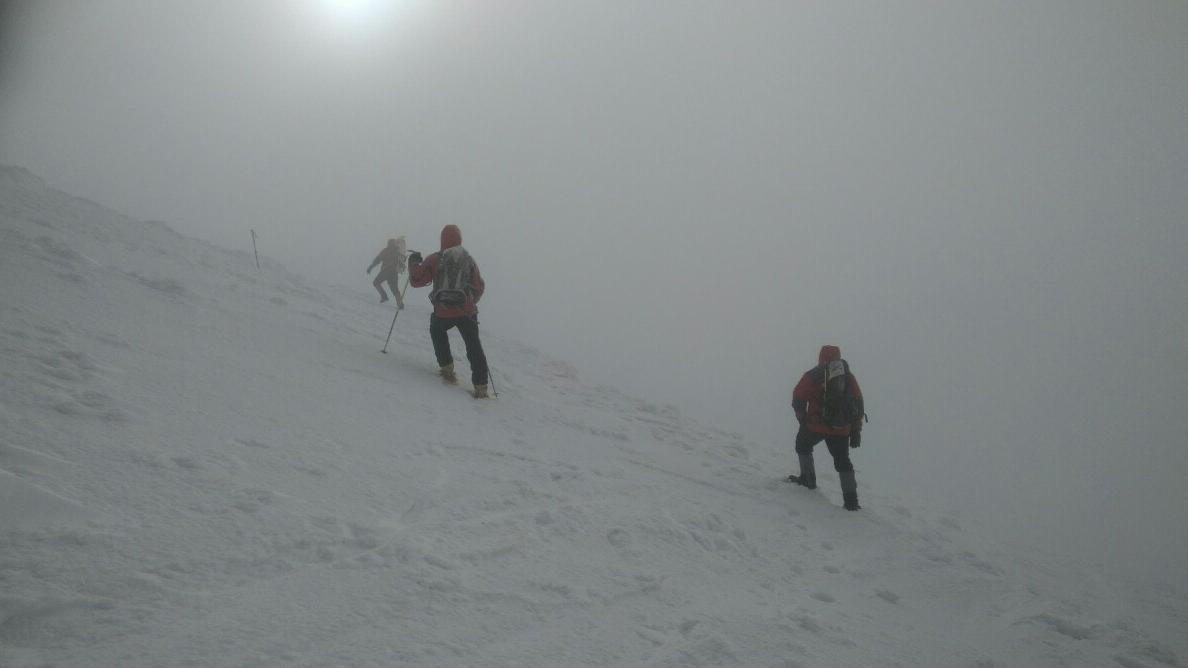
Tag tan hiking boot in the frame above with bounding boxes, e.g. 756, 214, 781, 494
472, 384, 489, 399
439, 362, 458, 384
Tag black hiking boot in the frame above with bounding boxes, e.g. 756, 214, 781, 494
839, 470, 860, 510
785, 474, 817, 489
790, 453, 817, 489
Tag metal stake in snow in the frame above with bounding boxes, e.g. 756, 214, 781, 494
380, 274, 411, 354
250, 229, 260, 270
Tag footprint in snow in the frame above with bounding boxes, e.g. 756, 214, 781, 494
57, 271, 86, 286
232, 488, 276, 513
635, 626, 667, 646
607, 528, 631, 549
92, 332, 131, 349
1114, 655, 1172, 668
796, 615, 822, 634
1018, 613, 1097, 640
172, 456, 200, 471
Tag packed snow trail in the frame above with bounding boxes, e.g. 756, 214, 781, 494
1, 165, 1184, 667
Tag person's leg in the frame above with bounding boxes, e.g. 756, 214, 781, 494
824, 436, 854, 473
792, 428, 824, 488
456, 315, 489, 387
429, 315, 456, 381
825, 436, 860, 510
386, 273, 404, 308
373, 273, 389, 302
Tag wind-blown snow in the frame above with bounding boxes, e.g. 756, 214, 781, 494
1, 164, 1184, 667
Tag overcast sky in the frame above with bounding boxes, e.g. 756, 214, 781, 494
2, 0, 1186, 586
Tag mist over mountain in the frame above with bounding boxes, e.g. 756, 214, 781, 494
1, 1, 1187, 664
2, 165, 1185, 667
1, 3, 1185, 590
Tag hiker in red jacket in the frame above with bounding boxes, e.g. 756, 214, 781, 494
787, 345, 866, 510
408, 224, 490, 398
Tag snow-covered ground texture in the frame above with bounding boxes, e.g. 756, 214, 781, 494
0, 164, 1184, 668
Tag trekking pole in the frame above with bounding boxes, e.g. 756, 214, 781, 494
488, 365, 499, 398
250, 229, 260, 270
380, 309, 399, 354
380, 274, 411, 354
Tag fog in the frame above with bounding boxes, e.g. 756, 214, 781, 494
2, 0, 1186, 586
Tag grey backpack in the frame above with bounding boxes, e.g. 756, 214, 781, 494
429, 246, 474, 307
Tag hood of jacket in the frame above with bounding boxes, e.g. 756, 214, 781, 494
818, 345, 842, 365
440, 225, 462, 251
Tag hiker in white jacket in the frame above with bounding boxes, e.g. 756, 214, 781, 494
366, 237, 407, 307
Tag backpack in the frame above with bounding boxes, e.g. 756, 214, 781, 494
392, 238, 407, 271
819, 359, 864, 427
429, 246, 474, 307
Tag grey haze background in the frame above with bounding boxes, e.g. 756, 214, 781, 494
2, 0, 1186, 586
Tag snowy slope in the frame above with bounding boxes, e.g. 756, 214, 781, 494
1, 164, 1184, 667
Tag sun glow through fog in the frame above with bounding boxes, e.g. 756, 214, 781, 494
316, 0, 406, 32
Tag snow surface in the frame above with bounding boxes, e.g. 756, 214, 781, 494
1, 164, 1184, 667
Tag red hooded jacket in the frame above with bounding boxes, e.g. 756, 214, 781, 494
409, 224, 485, 318
792, 345, 863, 436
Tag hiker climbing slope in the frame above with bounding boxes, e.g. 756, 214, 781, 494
788, 345, 866, 510
408, 225, 491, 398
366, 237, 407, 307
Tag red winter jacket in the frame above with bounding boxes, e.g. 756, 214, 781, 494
792, 345, 863, 436
409, 224, 485, 318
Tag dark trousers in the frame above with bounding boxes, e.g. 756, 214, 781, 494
794, 427, 854, 473
430, 314, 489, 385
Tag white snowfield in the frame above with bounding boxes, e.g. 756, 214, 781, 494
0, 164, 1183, 667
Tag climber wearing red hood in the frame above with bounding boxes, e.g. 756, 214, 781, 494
788, 345, 866, 510
408, 225, 490, 398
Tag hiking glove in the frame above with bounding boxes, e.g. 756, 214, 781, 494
850, 430, 862, 448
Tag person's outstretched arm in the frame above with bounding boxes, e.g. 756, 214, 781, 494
366, 250, 384, 273
791, 373, 813, 425
408, 252, 435, 288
